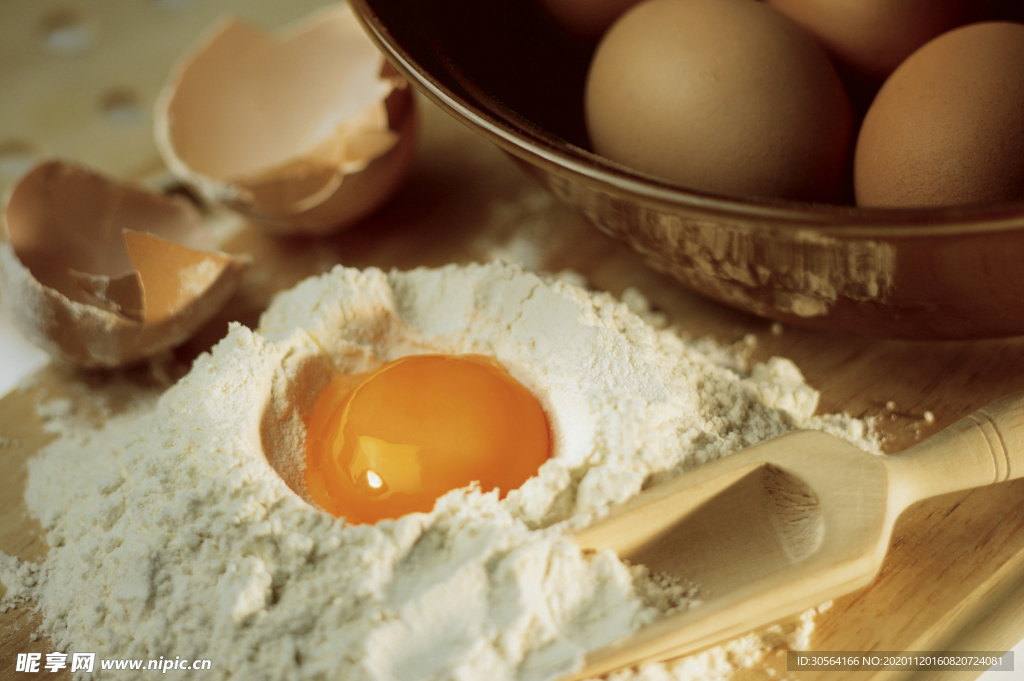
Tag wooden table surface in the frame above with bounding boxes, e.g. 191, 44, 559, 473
4, 2, 1024, 680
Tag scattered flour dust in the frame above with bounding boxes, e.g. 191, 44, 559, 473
0, 262, 878, 680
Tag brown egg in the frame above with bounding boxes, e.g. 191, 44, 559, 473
854, 22, 1024, 208
585, 0, 853, 202
766, 0, 981, 80
537, 0, 643, 41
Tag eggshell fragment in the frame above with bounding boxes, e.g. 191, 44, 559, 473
0, 161, 249, 367
854, 22, 1024, 208
155, 5, 416, 235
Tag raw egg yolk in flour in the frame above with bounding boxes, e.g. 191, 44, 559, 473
305, 355, 551, 524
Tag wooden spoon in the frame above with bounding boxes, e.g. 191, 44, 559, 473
567, 393, 1024, 680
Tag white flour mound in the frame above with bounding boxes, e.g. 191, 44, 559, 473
2, 262, 877, 680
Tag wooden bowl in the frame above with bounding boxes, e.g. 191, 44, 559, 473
348, 0, 1024, 339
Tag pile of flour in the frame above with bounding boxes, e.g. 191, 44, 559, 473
1, 262, 877, 680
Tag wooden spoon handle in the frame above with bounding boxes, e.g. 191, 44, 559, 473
885, 392, 1024, 509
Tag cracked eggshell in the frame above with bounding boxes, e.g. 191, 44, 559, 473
0, 161, 249, 368
155, 4, 416, 235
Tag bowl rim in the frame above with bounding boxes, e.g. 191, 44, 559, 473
349, 0, 1024, 240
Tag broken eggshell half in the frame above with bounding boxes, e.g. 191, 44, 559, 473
154, 4, 416, 235
0, 161, 249, 368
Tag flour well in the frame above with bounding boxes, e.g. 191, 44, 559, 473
2, 262, 878, 680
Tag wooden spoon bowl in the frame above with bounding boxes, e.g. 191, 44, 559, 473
565, 393, 1024, 679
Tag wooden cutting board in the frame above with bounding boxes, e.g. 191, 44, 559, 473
4, 2, 1024, 679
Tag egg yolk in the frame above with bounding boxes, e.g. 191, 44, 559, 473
304, 354, 551, 524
